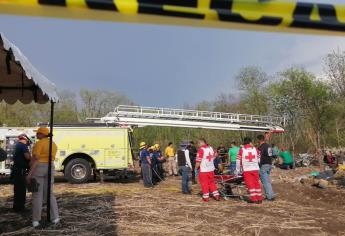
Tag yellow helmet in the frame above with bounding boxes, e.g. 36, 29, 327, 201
154, 144, 160, 150
139, 141, 146, 149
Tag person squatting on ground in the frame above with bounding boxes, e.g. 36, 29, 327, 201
279, 147, 294, 170
195, 138, 220, 202
26, 127, 60, 227
12, 134, 32, 212
177, 144, 193, 194
257, 134, 275, 201
187, 141, 197, 185
236, 137, 263, 204
139, 142, 153, 188
165, 142, 178, 176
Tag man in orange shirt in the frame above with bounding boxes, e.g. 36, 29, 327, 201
26, 127, 59, 227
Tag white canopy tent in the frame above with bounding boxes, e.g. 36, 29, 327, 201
0, 33, 59, 222
0, 33, 58, 104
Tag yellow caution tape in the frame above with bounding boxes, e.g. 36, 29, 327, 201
1, 0, 345, 35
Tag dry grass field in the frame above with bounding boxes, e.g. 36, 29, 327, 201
1, 168, 345, 236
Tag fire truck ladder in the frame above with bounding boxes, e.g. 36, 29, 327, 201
95, 105, 285, 133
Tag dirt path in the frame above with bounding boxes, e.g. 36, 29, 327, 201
1, 169, 345, 236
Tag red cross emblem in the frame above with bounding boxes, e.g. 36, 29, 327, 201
245, 152, 256, 162
206, 154, 213, 161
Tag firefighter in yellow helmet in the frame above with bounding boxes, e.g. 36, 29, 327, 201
151, 144, 165, 183
139, 142, 153, 188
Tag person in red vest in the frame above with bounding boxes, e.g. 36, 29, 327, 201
195, 138, 220, 202
236, 137, 263, 204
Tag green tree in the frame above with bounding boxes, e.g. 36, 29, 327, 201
235, 66, 269, 115
270, 67, 335, 150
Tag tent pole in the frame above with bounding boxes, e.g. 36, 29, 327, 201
47, 101, 55, 222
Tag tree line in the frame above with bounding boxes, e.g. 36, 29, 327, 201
1, 50, 345, 153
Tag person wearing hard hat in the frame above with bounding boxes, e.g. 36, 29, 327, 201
12, 134, 32, 212
139, 142, 153, 188
150, 145, 161, 184
154, 144, 165, 180
26, 127, 60, 227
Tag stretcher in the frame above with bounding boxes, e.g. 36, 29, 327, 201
214, 174, 247, 200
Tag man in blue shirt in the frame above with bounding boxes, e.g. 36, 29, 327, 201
139, 142, 153, 188
12, 134, 32, 212
154, 144, 165, 180
151, 145, 164, 184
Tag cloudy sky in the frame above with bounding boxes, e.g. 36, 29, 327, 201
1, 0, 345, 107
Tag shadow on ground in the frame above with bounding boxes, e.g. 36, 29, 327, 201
0, 192, 118, 236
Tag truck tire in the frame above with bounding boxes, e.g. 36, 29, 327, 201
64, 158, 91, 184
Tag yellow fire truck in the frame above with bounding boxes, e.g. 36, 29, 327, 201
0, 124, 133, 184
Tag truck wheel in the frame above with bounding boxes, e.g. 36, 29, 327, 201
65, 158, 91, 184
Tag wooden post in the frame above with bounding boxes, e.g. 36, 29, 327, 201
47, 101, 54, 222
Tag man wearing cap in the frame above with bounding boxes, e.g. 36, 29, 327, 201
139, 142, 153, 188
26, 127, 59, 227
151, 145, 164, 184
177, 143, 192, 194
12, 134, 32, 212
154, 144, 165, 180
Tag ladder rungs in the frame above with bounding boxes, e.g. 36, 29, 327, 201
111, 105, 285, 127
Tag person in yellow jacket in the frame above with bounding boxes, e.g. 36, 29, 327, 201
165, 142, 177, 176
26, 127, 59, 228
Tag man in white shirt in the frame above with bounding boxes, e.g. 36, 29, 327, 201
177, 144, 193, 194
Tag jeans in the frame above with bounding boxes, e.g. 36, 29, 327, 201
259, 164, 275, 200
142, 163, 153, 187
229, 162, 236, 174
179, 166, 190, 193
